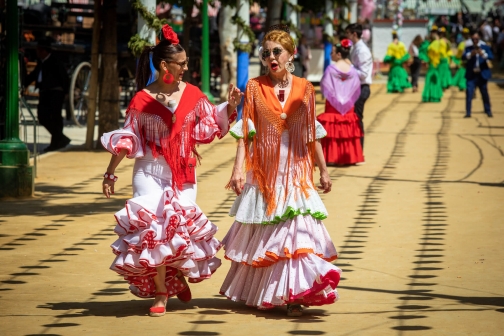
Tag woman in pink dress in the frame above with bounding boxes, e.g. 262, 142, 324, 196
317, 39, 363, 165
100, 24, 243, 317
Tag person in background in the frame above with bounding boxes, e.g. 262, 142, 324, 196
24, 37, 71, 152
480, 19, 493, 44
298, 35, 312, 78
463, 31, 493, 118
452, 27, 471, 91
383, 31, 411, 93
420, 26, 443, 103
317, 39, 363, 165
438, 27, 453, 90
409, 35, 423, 92
346, 23, 373, 155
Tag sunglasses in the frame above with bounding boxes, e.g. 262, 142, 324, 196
166, 58, 189, 68
261, 47, 283, 60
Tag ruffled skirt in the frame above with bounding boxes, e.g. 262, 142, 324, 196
387, 64, 412, 93
220, 184, 341, 309
317, 102, 364, 165
452, 67, 467, 91
110, 155, 221, 298
438, 58, 453, 90
422, 65, 443, 103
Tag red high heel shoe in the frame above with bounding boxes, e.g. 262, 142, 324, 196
176, 275, 192, 303
149, 292, 168, 317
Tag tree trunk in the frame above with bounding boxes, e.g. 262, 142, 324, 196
96, 0, 120, 146
266, 0, 283, 28
218, 6, 237, 102
85, 0, 101, 149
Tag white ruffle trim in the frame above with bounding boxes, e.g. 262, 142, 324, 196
315, 120, 328, 139
101, 129, 144, 159
222, 216, 338, 265
229, 183, 328, 224
110, 187, 222, 297
229, 119, 256, 139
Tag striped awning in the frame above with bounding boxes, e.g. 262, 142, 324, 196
404, 0, 463, 15
461, 0, 501, 14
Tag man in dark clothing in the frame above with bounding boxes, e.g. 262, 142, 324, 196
24, 38, 71, 152
462, 32, 493, 118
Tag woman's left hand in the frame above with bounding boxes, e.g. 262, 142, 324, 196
318, 170, 332, 194
227, 83, 244, 109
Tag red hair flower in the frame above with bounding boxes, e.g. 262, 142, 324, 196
162, 24, 179, 45
341, 39, 352, 48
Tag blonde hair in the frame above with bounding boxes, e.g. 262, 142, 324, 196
262, 30, 295, 55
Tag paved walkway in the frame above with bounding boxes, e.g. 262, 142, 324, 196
1, 83, 503, 335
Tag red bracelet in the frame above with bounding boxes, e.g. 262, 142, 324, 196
104, 172, 118, 182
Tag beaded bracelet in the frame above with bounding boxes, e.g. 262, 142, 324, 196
103, 172, 118, 182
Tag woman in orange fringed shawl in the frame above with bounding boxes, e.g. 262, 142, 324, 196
99, 24, 243, 317
220, 25, 342, 317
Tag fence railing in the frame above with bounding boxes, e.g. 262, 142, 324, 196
19, 95, 38, 177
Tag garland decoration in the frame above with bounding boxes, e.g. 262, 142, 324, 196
282, 0, 303, 43
231, 14, 256, 53
128, 0, 168, 57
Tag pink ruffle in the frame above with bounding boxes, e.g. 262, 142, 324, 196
223, 216, 338, 267
111, 188, 222, 298
220, 254, 341, 309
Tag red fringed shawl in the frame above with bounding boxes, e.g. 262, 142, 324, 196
124, 84, 209, 191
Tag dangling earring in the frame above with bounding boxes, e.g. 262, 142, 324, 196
285, 61, 295, 73
163, 69, 174, 84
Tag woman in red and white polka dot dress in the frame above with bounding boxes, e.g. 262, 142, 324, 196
100, 24, 242, 317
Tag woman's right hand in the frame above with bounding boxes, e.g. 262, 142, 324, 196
102, 179, 115, 198
228, 169, 245, 196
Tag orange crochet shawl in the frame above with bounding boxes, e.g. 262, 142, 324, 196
241, 75, 317, 215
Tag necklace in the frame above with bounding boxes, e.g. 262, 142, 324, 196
168, 100, 177, 122
275, 78, 289, 88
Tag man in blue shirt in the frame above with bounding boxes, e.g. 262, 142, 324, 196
462, 31, 493, 118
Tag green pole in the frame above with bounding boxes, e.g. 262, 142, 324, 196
2, 0, 23, 146
0, 0, 34, 197
201, 0, 214, 103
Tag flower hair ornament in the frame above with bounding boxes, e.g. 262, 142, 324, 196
160, 24, 179, 45
338, 39, 353, 49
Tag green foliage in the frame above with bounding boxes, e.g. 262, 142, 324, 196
231, 14, 256, 53
128, 0, 169, 57
282, 0, 303, 44
128, 34, 152, 58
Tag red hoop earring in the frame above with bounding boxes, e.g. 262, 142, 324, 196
163, 71, 174, 84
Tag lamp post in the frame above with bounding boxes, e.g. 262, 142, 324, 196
324, 0, 334, 70
0, 0, 34, 197
201, 0, 215, 103
236, 0, 249, 119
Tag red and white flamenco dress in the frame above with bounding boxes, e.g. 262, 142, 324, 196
317, 63, 363, 165
220, 76, 342, 309
101, 84, 236, 299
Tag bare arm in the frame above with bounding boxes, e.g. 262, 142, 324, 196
226, 83, 244, 117
227, 139, 246, 196
314, 140, 332, 193
102, 149, 128, 198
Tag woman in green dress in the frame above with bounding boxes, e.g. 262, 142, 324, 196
420, 27, 443, 103
384, 31, 412, 93
438, 27, 453, 90
452, 28, 470, 91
